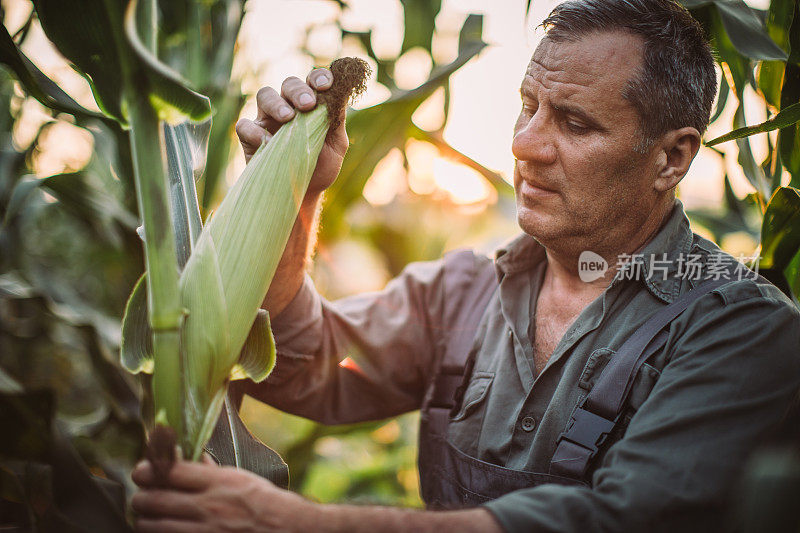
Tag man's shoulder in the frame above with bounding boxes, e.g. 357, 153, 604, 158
687, 232, 797, 311
655, 234, 800, 389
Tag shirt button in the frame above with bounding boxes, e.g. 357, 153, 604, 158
507, 329, 513, 339
520, 416, 536, 432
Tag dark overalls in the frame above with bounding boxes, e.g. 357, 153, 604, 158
417, 250, 727, 508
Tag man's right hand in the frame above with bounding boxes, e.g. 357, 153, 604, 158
235, 67, 347, 199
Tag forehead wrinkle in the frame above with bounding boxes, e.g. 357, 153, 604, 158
526, 52, 613, 92
522, 47, 637, 119
522, 63, 612, 110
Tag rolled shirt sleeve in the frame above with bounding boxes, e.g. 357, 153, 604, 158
243, 259, 449, 425
483, 283, 800, 533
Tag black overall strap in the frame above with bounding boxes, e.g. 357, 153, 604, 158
549, 278, 730, 480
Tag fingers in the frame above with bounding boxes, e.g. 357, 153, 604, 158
242, 68, 338, 161
235, 118, 270, 154
132, 489, 202, 520
280, 76, 317, 111
136, 518, 210, 533
253, 69, 333, 134
306, 68, 332, 91
255, 86, 293, 133
132, 460, 216, 491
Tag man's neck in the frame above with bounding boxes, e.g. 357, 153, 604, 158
542, 200, 675, 299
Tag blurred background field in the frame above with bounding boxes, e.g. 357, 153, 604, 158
1, 0, 798, 517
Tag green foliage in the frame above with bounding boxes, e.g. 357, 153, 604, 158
760, 187, 800, 271
684, 0, 800, 302
154, 0, 248, 211
0, 0, 254, 526
314, 12, 509, 247
32, 0, 211, 124
706, 102, 800, 146
0, 23, 104, 120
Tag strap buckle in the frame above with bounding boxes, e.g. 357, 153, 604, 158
561, 402, 617, 453
550, 400, 619, 479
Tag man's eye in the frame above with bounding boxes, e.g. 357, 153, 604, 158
566, 121, 589, 134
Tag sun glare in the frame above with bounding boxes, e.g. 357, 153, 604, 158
433, 157, 492, 205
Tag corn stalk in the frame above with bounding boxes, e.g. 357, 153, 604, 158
31, 0, 206, 452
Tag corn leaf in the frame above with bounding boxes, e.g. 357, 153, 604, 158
31, 0, 211, 125
324, 15, 486, 240
123, 0, 211, 123
229, 310, 276, 382
714, 0, 788, 61
190, 387, 228, 460
0, 23, 105, 120
761, 186, 800, 271
684, 0, 788, 61
706, 103, 800, 146
399, 0, 442, 56
3, 176, 42, 225
205, 394, 288, 487
121, 274, 277, 376
200, 87, 246, 212
163, 122, 207, 267
120, 273, 153, 373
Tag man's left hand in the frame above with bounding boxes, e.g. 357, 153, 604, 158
132, 456, 316, 533
132, 456, 501, 533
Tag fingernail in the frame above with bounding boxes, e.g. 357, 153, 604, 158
278, 106, 293, 119
318, 73, 331, 86
299, 93, 313, 106
134, 460, 147, 470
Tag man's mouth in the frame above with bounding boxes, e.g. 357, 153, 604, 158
518, 174, 558, 197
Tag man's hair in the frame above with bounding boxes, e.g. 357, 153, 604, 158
541, 0, 717, 152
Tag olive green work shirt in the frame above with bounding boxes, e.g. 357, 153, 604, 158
247, 199, 800, 532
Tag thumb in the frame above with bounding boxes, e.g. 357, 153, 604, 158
326, 111, 349, 157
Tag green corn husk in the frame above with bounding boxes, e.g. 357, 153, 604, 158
178, 105, 328, 457
122, 57, 371, 459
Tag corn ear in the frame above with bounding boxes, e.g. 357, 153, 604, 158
176, 104, 327, 457
206, 105, 327, 348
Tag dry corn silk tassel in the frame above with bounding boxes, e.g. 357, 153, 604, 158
128, 58, 371, 472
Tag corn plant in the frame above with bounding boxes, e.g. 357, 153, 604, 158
23, 0, 370, 462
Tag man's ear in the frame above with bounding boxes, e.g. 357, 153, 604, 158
653, 127, 701, 192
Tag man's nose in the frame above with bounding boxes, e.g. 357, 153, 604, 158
512, 110, 557, 165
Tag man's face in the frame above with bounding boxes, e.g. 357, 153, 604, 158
513, 31, 661, 256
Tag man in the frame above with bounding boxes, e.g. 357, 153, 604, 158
131, 0, 800, 531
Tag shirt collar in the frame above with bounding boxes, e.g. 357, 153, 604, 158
493, 199, 694, 303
